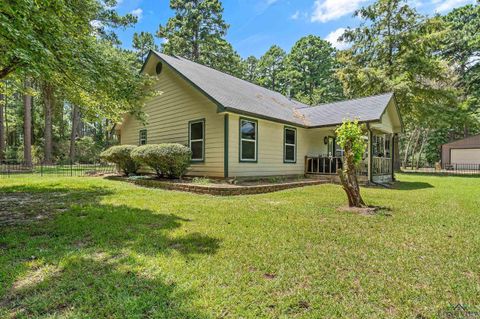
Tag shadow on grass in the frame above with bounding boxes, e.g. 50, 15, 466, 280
392, 181, 434, 190
0, 182, 219, 318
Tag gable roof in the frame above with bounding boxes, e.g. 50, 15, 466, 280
442, 134, 480, 147
146, 51, 398, 128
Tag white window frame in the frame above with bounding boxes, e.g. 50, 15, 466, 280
284, 127, 296, 163
240, 118, 257, 162
139, 129, 147, 145
189, 119, 205, 162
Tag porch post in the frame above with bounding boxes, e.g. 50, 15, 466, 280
391, 134, 396, 181
367, 125, 373, 183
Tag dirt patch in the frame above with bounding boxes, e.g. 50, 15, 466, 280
0, 192, 70, 226
337, 205, 392, 216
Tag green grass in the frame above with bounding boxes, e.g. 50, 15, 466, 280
0, 174, 479, 318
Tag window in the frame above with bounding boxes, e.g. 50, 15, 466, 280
284, 127, 296, 163
156, 62, 163, 75
139, 129, 147, 145
240, 118, 257, 162
189, 119, 205, 161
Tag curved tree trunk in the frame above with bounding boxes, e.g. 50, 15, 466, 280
338, 142, 366, 208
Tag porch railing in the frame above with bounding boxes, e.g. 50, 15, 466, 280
305, 156, 388, 177
304, 156, 368, 176
372, 157, 392, 176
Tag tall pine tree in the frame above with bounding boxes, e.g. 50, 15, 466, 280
287, 35, 343, 105
157, 0, 232, 66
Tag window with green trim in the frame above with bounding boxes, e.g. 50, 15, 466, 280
284, 127, 296, 163
139, 129, 147, 145
189, 120, 205, 161
240, 119, 257, 162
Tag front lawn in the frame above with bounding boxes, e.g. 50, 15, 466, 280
0, 174, 479, 318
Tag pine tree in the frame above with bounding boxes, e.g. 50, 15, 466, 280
257, 45, 287, 93
157, 0, 228, 63
133, 32, 158, 62
286, 35, 343, 105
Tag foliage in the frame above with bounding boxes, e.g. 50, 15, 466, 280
286, 35, 343, 105
335, 120, 367, 165
335, 119, 367, 207
132, 32, 158, 62
337, 0, 459, 126
75, 137, 102, 164
242, 56, 259, 83
0, 0, 156, 123
257, 45, 287, 93
157, 0, 237, 72
100, 145, 139, 176
131, 143, 191, 179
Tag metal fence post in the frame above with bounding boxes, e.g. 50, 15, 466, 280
40, 162, 43, 177
70, 160, 73, 176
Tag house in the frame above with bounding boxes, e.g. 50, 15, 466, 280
441, 134, 480, 169
116, 51, 402, 183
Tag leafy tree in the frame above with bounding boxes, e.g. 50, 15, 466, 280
157, 0, 228, 63
286, 35, 343, 105
337, 0, 460, 168
242, 56, 259, 83
442, 3, 480, 136
335, 120, 367, 208
257, 45, 287, 93
0, 0, 136, 79
133, 32, 158, 62
201, 39, 243, 77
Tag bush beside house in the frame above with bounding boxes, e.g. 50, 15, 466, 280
100, 145, 139, 176
103, 143, 191, 178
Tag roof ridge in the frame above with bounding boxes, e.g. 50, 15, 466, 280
307, 92, 394, 109
153, 51, 310, 108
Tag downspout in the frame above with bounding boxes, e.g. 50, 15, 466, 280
391, 133, 396, 181
367, 123, 373, 184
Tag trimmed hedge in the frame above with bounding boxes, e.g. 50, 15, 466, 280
100, 145, 139, 176
131, 143, 191, 178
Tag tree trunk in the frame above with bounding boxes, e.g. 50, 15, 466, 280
69, 105, 80, 161
0, 92, 5, 161
23, 80, 32, 166
337, 142, 366, 208
415, 129, 429, 169
402, 129, 416, 168
43, 83, 54, 164
410, 129, 421, 170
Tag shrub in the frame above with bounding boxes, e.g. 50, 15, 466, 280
131, 143, 191, 179
100, 145, 139, 176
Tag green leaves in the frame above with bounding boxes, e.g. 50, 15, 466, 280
286, 35, 343, 105
335, 119, 367, 165
0, 0, 154, 121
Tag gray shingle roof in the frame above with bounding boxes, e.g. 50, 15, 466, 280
300, 93, 395, 127
152, 51, 394, 128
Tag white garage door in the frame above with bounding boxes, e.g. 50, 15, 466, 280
451, 148, 480, 164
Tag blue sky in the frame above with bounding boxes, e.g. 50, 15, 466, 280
115, 0, 476, 58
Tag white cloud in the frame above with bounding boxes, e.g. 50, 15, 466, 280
325, 28, 350, 50
130, 8, 143, 21
432, 0, 475, 12
311, 0, 368, 23
291, 10, 300, 20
